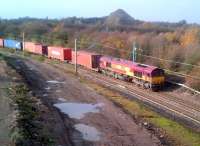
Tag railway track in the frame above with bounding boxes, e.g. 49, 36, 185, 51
78, 68, 200, 126
79, 68, 200, 114
34, 60, 200, 128
81, 70, 199, 111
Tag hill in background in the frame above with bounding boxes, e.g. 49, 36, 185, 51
104, 9, 135, 26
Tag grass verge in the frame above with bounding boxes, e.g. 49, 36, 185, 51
8, 84, 54, 146
0, 51, 55, 146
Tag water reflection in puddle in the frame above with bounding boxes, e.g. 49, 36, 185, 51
45, 87, 51, 90
75, 124, 101, 141
58, 98, 67, 102
56, 90, 61, 93
47, 80, 65, 84
43, 94, 48, 97
54, 102, 103, 119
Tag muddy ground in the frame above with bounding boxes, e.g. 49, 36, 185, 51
3, 55, 164, 146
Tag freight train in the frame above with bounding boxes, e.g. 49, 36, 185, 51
0, 38, 165, 91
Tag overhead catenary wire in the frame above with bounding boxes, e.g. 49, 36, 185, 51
2, 33, 200, 80
4, 33, 200, 72
86, 42, 200, 80
82, 40, 200, 93
163, 69, 200, 80
78, 41, 131, 55
80, 40, 200, 80
137, 53, 200, 69
87, 41, 200, 69
3, 33, 200, 93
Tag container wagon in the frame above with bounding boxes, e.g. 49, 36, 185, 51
0, 38, 3, 47
34, 43, 48, 56
35, 44, 48, 56
24, 42, 48, 56
48, 46, 71, 61
72, 51, 101, 70
24, 42, 36, 53
3, 39, 22, 50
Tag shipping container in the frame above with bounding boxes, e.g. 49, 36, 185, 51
72, 51, 101, 69
48, 46, 71, 61
24, 42, 48, 56
0, 38, 3, 47
34, 43, 48, 55
3, 39, 22, 50
24, 42, 35, 53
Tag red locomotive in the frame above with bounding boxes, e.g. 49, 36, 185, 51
99, 56, 165, 90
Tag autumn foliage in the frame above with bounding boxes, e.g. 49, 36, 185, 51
0, 16, 200, 90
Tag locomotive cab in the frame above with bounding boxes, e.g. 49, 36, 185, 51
151, 68, 165, 91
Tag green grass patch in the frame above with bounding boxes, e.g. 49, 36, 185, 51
0, 48, 45, 62
0, 53, 4, 60
23, 51, 31, 57
149, 116, 200, 146
8, 84, 54, 146
31, 55, 45, 62
0, 48, 16, 54
46, 59, 61, 65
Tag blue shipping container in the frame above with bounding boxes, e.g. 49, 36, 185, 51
3, 39, 22, 50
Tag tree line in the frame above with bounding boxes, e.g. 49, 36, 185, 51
0, 17, 200, 90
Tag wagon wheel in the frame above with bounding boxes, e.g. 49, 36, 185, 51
143, 82, 150, 89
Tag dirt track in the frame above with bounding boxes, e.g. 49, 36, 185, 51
6, 56, 162, 146
0, 61, 15, 146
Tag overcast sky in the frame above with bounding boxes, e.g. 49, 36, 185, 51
0, 0, 199, 23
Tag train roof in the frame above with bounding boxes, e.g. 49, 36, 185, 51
100, 56, 160, 74
48, 46, 71, 49
74, 50, 101, 56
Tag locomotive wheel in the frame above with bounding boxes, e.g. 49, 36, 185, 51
143, 82, 150, 89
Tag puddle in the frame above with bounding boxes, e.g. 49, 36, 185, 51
16, 66, 21, 70
75, 124, 101, 141
58, 98, 67, 102
45, 87, 51, 90
54, 102, 103, 119
47, 80, 65, 84
43, 94, 48, 97
56, 90, 61, 93
16, 60, 21, 63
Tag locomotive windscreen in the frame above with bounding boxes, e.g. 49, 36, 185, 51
151, 69, 164, 77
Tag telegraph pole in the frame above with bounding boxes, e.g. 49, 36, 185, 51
75, 39, 77, 73
22, 32, 25, 50
133, 42, 137, 62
